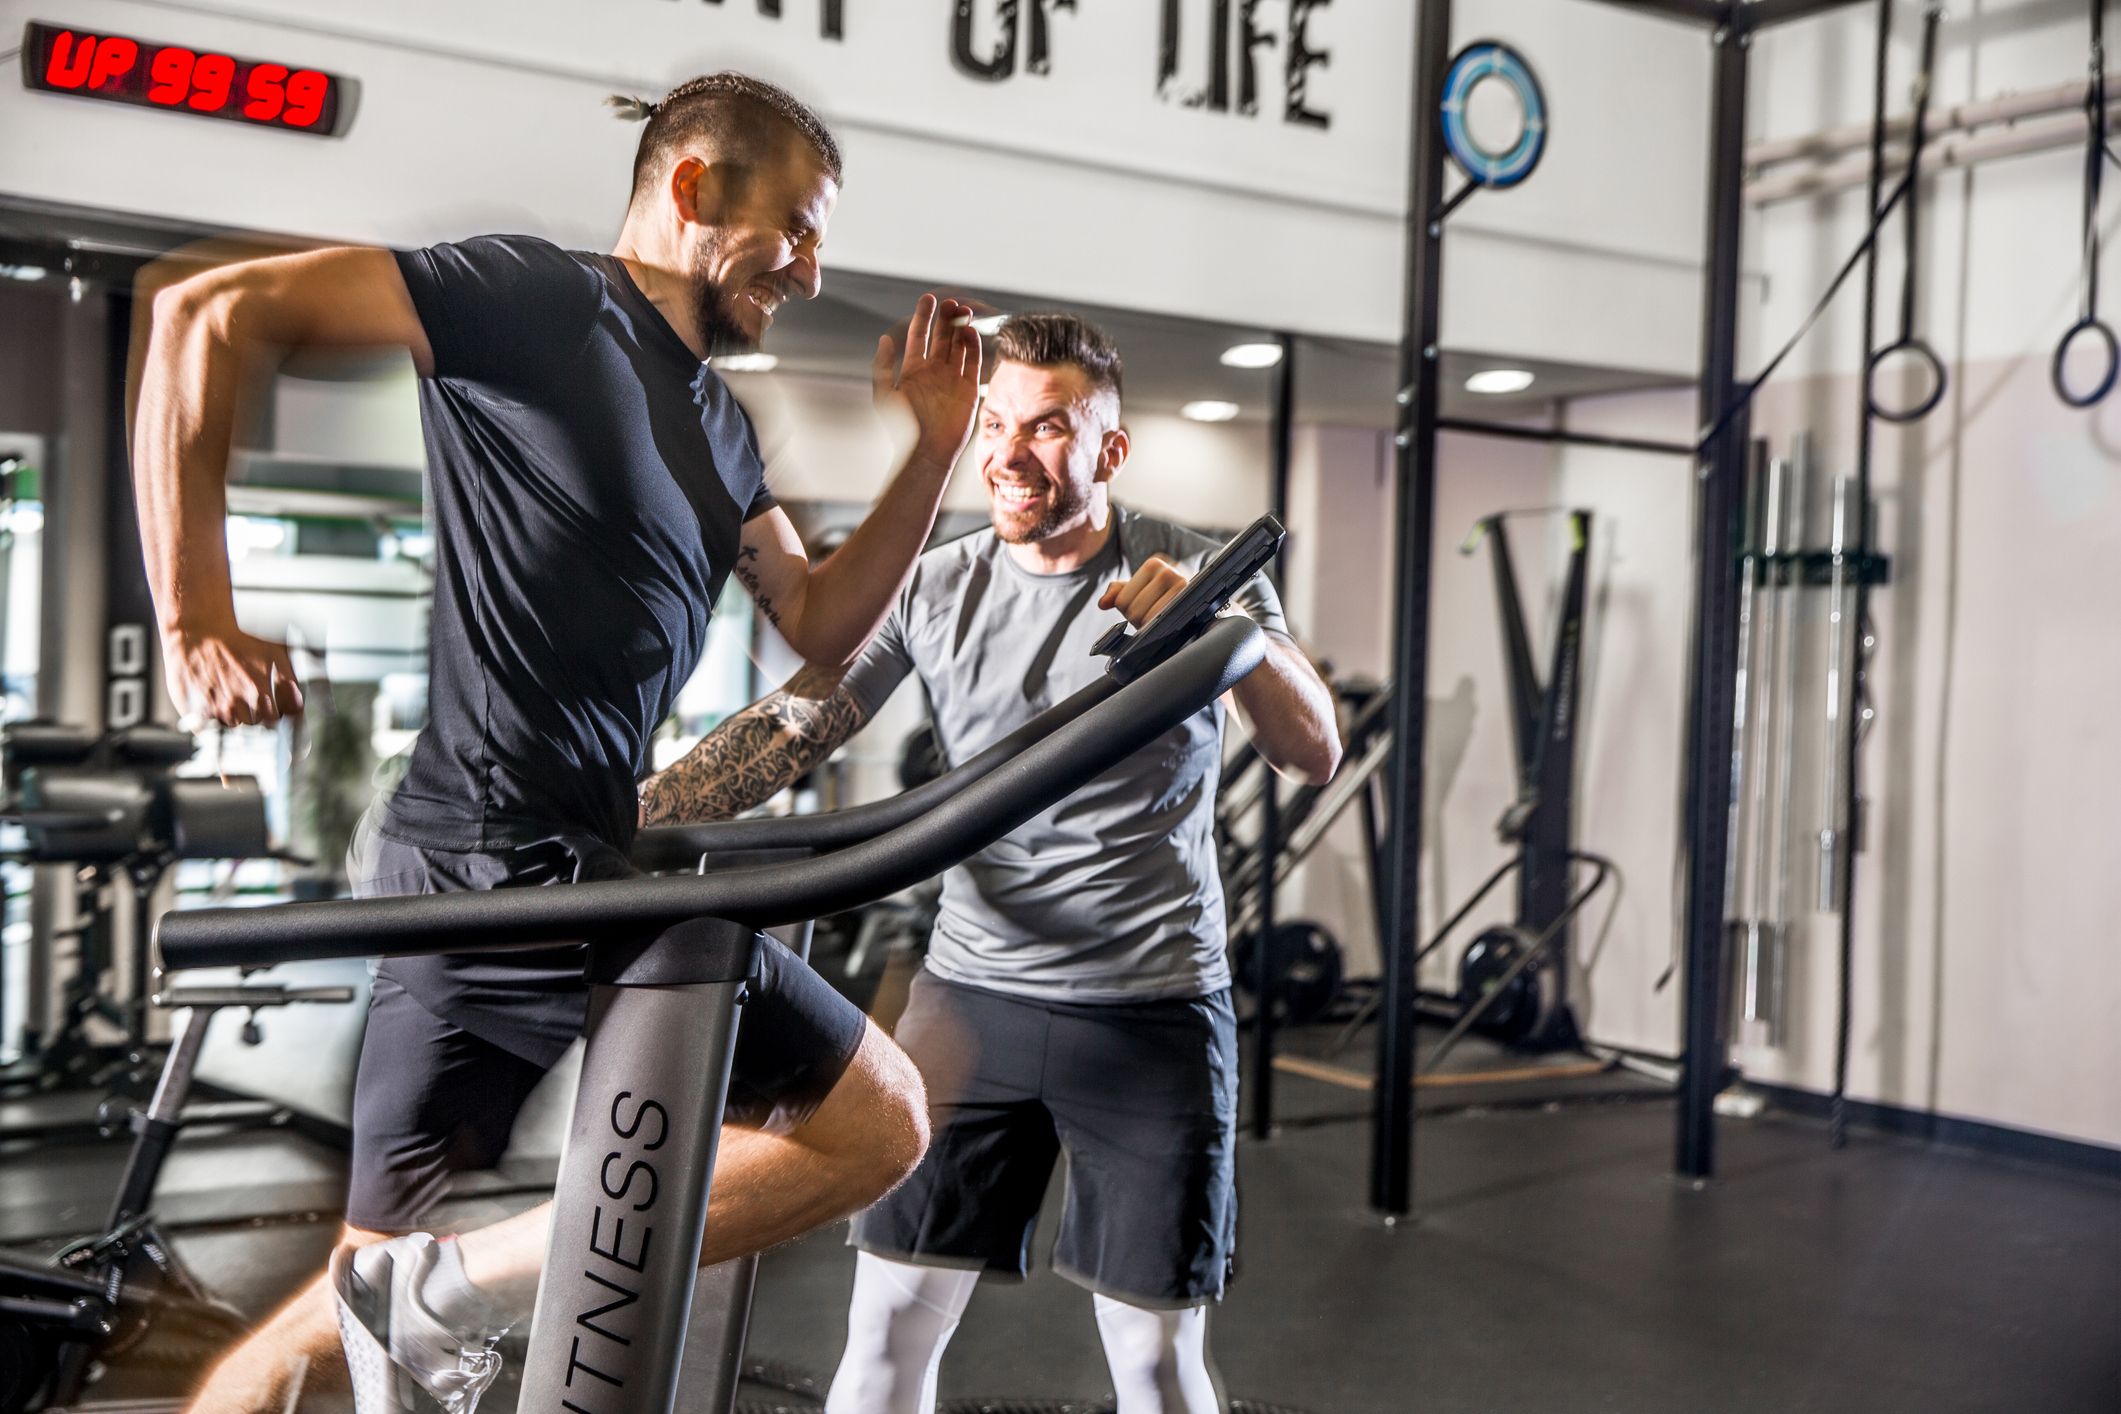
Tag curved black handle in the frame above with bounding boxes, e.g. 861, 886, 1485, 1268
158, 619, 1266, 972
630, 513, 1282, 872
630, 676, 1116, 871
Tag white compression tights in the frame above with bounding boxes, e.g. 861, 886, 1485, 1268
825, 1253, 979, 1414
824, 1252, 1221, 1414
1092, 1293, 1222, 1414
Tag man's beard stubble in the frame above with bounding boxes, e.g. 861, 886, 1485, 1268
689, 248, 756, 358
992, 477, 1092, 545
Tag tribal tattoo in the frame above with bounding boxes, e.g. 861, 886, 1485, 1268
638, 664, 869, 826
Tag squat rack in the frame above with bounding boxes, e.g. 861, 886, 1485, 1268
1374, 0, 1878, 1215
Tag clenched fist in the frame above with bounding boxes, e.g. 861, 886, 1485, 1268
163, 620, 304, 727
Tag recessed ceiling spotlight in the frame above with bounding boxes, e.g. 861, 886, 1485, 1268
972, 313, 1008, 335
1465, 368, 1536, 395
0, 264, 48, 282
1219, 342, 1284, 369
716, 352, 780, 373
1181, 400, 1242, 423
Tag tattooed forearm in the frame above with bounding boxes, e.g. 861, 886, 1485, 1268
638, 664, 869, 826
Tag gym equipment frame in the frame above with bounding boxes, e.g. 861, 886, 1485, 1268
149, 536, 1274, 1414
1377, 0, 1892, 1213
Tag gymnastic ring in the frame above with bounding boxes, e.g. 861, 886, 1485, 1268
1865, 337, 1948, 424
1440, 41, 1548, 189
2051, 316, 2120, 408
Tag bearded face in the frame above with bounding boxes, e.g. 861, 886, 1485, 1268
976, 360, 1120, 547
687, 237, 764, 356
680, 148, 836, 357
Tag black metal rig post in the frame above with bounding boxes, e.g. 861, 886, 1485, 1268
1675, 10, 1754, 1181
1372, 0, 1454, 1218
1254, 331, 1297, 1140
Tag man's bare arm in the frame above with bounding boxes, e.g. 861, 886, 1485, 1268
134, 246, 432, 724
1227, 630, 1342, 786
639, 666, 873, 826
732, 293, 981, 667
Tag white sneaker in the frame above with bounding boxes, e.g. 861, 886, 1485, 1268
331, 1234, 505, 1414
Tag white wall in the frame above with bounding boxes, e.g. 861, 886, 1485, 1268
1277, 402, 1697, 1063
1226, 0, 2121, 1148
3, 0, 1721, 370
1734, 0, 2121, 1150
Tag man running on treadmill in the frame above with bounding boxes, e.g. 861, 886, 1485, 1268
132, 75, 980, 1412
639, 313, 1342, 1414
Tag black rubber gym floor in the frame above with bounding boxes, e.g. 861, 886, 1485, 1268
5, 1047, 2116, 1413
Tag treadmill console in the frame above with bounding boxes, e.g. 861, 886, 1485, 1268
1095, 514, 1284, 684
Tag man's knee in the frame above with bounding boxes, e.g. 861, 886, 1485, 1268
821, 1021, 931, 1201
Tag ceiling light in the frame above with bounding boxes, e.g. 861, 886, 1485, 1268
716, 352, 779, 373
0, 264, 48, 283
1465, 368, 1536, 395
1181, 400, 1242, 423
971, 313, 1008, 335
1220, 342, 1284, 369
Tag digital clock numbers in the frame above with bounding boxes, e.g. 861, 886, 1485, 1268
20, 21, 351, 136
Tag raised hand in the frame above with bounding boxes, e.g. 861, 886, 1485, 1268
872, 293, 983, 473
163, 620, 305, 727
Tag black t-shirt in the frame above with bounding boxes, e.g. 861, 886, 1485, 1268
384, 235, 775, 853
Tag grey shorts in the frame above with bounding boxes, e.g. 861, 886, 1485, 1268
344, 813, 867, 1232
851, 970, 1239, 1308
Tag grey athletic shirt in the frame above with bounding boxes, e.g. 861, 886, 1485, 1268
838, 507, 1289, 1002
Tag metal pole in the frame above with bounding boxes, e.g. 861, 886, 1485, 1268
1435, 417, 1700, 458
1763, 436, 1811, 1043
1253, 331, 1296, 1140
1675, 14, 1753, 1181
1728, 444, 1768, 1039
1832, 0, 1896, 1153
1371, 0, 1452, 1218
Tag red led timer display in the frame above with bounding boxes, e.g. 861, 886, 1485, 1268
20, 22, 347, 136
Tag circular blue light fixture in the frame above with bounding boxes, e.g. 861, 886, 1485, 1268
1440, 41, 1548, 189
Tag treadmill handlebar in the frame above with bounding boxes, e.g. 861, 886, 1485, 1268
630, 513, 1281, 871
157, 618, 1265, 972
629, 676, 1116, 871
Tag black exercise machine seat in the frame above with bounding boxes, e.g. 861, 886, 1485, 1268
157, 616, 1264, 973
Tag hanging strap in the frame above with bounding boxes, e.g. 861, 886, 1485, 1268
1866, 5, 1951, 424
2055, 0, 2120, 407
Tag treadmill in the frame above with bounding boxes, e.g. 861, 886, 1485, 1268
150, 517, 1283, 1414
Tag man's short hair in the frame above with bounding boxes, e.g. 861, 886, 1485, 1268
994, 312, 1125, 411
619, 72, 842, 205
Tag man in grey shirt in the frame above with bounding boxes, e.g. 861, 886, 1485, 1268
641, 313, 1338, 1412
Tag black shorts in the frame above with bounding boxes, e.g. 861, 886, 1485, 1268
344, 818, 867, 1232
851, 970, 1238, 1308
